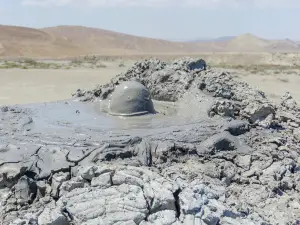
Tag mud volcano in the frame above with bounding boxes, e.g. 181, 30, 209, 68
108, 81, 155, 116
1, 57, 300, 225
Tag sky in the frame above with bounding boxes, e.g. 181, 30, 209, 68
0, 0, 299, 40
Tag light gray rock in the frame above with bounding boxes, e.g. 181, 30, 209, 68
208, 99, 236, 118
10, 213, 39, 225
147, 68, 194, 101
170, 57, 206, 71
51, 172, 69, 198
78, 164, 114, 181
241, 102, 275, 124
57, 184, 148, 225
136, 140, 153, 166
79, 165, 101, 180
280, 92, 298, 111
293, 128, 300, 141
0, 187, 9, 213
14, 176, 37, 205
59, 176, 86, 197
220, 217, 259, 225
91, 172, 112, 188
38, 207, 69, 225
223, 120, 250, 136
277, 111, 300, 124
143, 180, 177, 213
0, 161, 35, 189
140, 210, 178, 225
234, 155, 252, 170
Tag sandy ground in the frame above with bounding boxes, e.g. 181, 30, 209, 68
233, 71, 300, 103
0, 68, 124, 105
0, 59, 300, 105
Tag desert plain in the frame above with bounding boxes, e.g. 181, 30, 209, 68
1, 53, 300, 105
1, 25, 300, 105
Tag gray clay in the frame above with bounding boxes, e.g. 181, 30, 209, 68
1, 57, 300, 225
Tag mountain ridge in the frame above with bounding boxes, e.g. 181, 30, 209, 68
0, 24, 299, 57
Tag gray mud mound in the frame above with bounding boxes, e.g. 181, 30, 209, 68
1, 57, 300, 225
108, 81, 155, 116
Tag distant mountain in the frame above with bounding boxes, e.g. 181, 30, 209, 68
0, 25, 197, 57
0, 25, 84, 57
0, 25, 299, 58
41, 26, 193, 55
189, 36, 235, 43
214, 36, 236, 42
190, 33, 300, 52
224, 34, 300, 52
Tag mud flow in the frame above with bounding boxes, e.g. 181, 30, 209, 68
22, 95, 212, 136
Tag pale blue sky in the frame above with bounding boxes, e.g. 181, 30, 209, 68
0, 0, 299, 40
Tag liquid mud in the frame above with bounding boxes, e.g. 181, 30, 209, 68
21, 90, 215, 136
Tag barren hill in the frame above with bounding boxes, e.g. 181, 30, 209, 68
0, 25, 83, 57
225, 33, 269, 52
41, 26, 190, 54
224, 33, 300, 52
190, 33, 300, 53
0, 25, 299, 58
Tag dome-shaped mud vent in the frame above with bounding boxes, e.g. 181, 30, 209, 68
108, 81, 156, 116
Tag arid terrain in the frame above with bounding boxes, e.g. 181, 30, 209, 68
1, 25, 300, 58
1, 24, 300, 106
1, 54, 300, 105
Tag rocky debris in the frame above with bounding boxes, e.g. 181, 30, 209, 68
73, 58, 276, 127
72, 57, 198, 102
72, 58, 166, 101
293, 128, 300, 141
208, 99, 237, 118
198, 70, 276, 126
14, 176, 37, 205
50, 172, 70, 199
170, 57, 207, 71
196, 131, 251, 155
1, 57, 300, 224
241, 103, 275, 124
38, 207, 69, 225
277, 92, 300, 126
8, 165, 275, 225
280, 92, 299, 111
223, 120, 250, 136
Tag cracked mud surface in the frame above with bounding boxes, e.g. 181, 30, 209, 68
1, 57, 300, 225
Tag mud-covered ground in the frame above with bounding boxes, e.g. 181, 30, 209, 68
0, 57, 300, 225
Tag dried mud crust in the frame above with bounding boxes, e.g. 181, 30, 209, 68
0, 57, 300, 225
